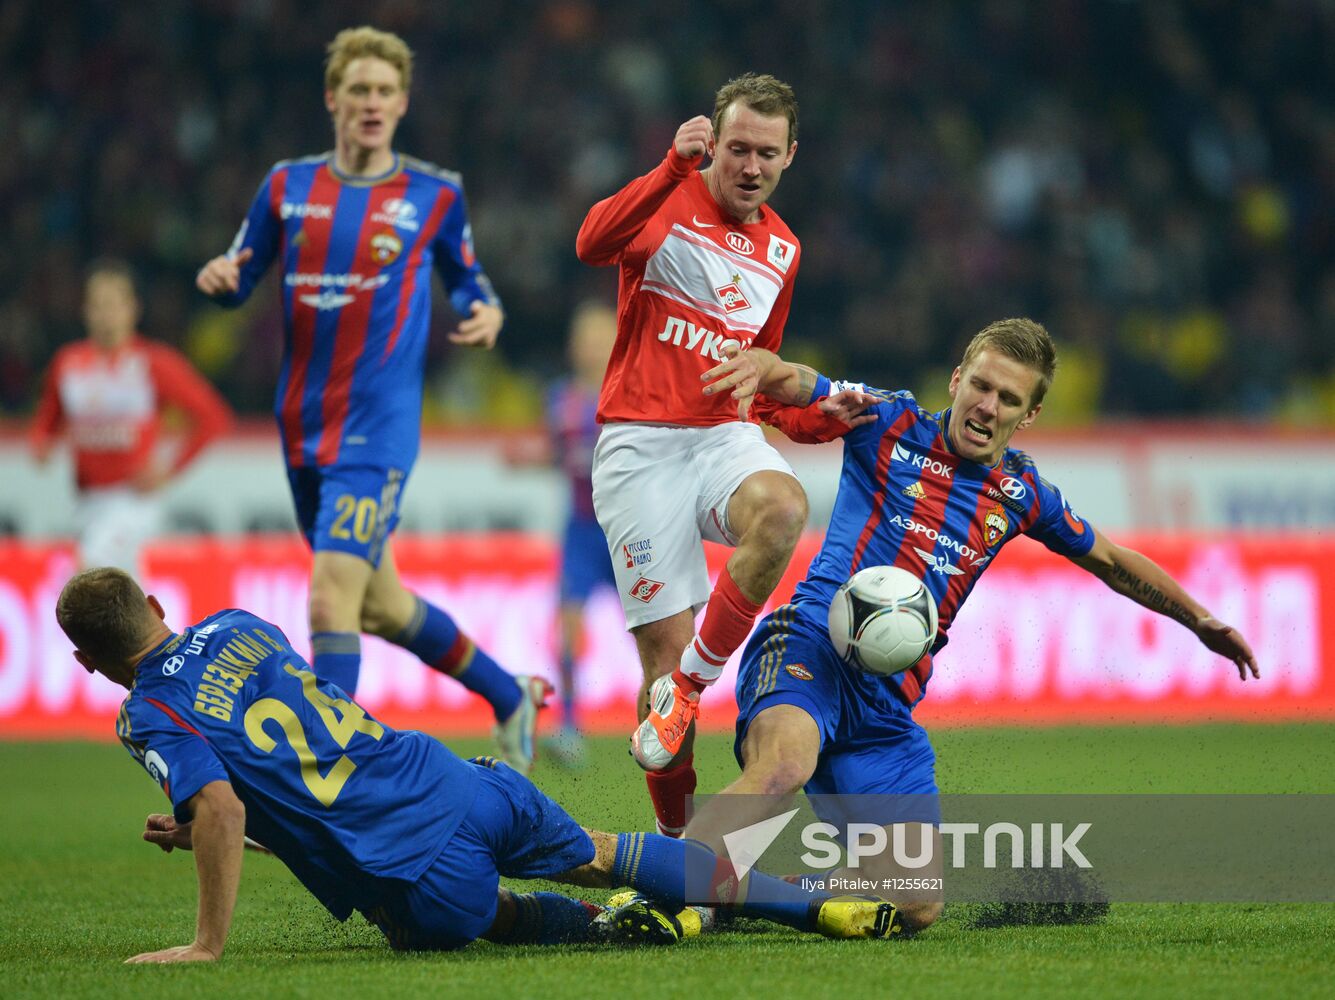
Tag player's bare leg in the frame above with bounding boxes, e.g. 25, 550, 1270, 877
686, 703, 820, 852
721, 470, 809, 606
687, 705, 939, 932
363, 547, 547, 772
635, 471, 807, 772
307, 550, 375, 692
673, 469, 806, 688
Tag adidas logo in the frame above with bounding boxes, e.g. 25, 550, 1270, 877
903, 482, 927, 500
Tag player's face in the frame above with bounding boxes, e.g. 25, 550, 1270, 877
946, 349, 1043, 466
325, 57, 408, 160
83, 274, 138, 348
706, 103, 796, 223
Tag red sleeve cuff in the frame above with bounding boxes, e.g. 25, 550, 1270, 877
664, 146, 700, 179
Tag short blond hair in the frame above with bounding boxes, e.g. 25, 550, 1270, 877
325, 26, 413, 93
56, 568, 158, 664
960, 318, 1058, 406
712, 73, 799, 146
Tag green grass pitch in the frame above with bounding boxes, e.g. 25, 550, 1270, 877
2, 724, 1332, 998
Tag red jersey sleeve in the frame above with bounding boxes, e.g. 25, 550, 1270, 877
30, 358, 66, 457
576, 147, 700, 266
148, 345, 234, 474
753, 397, 855, 444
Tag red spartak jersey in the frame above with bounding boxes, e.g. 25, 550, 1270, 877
577, 147, 801, 426
31, 336, 233, 490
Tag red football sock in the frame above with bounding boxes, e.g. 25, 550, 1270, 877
644, 755, 696, 838
679, 566, 765, 685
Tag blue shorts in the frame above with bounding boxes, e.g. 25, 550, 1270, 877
364, 758, 595, 951
559, 516, 616, 603
287, 464, 407, 567
734, 603, 940, 824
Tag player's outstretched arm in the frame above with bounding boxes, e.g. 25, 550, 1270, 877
1072, 528, 1259, 681
126, 781, 246, 964
704, 348, 879, 422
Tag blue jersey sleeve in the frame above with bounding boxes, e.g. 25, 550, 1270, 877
1024, 473, 1097, 559
214, 168, 283, 307
842, 387, 915, 452
433, 185, 502, 314
119, 696, 230, 824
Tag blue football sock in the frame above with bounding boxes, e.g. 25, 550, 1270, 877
612, 833, 826, 931
558, 650, 577, 729
310, 631, 361, 694
500, 892, 603, 944
392, 595, 521, 720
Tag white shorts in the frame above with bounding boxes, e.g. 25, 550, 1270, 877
591, 422, 796, 629
77, 487, 163, 573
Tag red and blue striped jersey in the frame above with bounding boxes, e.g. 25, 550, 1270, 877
214, 153, 500, 470
546, 378, 601, 522
765, 387, 1096, 706
116, 608, 479, 921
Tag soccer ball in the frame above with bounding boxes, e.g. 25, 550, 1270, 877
827, 566, 938, 677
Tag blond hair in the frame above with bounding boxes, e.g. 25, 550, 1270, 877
56, 568, 158, 663
960, 318, 1058, 405
712, 73, 799, 145
325, 26, 413, 93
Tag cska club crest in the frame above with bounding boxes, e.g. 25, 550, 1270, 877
984, 504, 1008, 547
715, 274, 751, 313
371, 231, 403, 264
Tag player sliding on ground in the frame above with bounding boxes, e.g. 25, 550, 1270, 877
56, 568, 905, 962
683, 317, 1259, 932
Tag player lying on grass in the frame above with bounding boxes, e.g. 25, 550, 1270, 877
56, 568, 903, 963
682, 317, 1258, 931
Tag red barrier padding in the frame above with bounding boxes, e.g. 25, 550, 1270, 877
1, 532, 1328, 739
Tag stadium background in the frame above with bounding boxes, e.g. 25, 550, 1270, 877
1, 0, 1332, 737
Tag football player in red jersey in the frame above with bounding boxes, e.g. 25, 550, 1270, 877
31, 259, 233, 573
577, 75, 810, 835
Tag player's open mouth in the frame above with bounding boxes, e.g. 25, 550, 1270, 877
738, 182, 760, 193
964, 418, 992, 440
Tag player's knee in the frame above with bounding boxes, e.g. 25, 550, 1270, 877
359, 580, 415, 638
307, 586, 345, 633
358, 593, 396, 637
747, 755, 813, 797
755, 482, 808, 550
897, 898, 943, 932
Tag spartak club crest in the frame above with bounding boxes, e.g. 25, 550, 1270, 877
715, 273, 751, 313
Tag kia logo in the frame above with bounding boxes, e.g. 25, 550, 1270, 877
725, 232, 754, 254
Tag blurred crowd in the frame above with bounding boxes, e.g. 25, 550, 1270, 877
3, 0, 1332, 425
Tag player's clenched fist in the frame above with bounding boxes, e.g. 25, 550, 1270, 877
674, 115, 713, 160
195, 247, 254, 296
